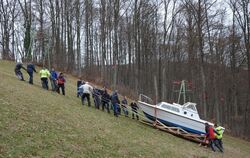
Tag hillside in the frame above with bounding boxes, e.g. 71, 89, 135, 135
0, 60, 250, 158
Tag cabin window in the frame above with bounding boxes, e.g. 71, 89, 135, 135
162, 104, 180, 113
187, 104, 197, 112
184, 111, 187, 114
191, 114, 193, 117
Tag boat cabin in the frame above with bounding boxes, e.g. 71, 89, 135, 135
182, 102, 200, 119
159, 102, 200, 120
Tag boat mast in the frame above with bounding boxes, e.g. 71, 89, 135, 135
172, 80, 193, 104
178, 80, 186, 104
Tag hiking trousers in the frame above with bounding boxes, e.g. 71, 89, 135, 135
41, 78, 48, 90
82, 93, 91, 107
57, 84, 65, 95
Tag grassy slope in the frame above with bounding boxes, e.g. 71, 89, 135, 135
0, 60, 250, 158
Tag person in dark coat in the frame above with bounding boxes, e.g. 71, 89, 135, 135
15, 63, 26, 81
57, 72, 66, 95
50, 68, 58, 91
77, 79, 83, 97
92, 87, 102, 109
77, 81, 85, 98
111, 90, 120, 117
131, 101, 139, 120
101, 88, 111, 113
121, 96, 129, 117
26, 63, 37, 84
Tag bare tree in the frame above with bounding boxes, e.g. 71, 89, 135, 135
18, 0, 32, 61
229, 0, 250, 137
0, 0, 17, 60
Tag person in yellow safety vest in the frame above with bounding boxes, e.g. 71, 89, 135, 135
214, 123, 224, 152
39, 68, 51, 90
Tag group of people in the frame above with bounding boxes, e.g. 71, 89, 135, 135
77, 80, 139, 119
14, 62, 66, 95
204, 123, 224, 152
15, 62, 225, 153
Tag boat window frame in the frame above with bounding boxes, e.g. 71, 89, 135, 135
186, 104, 197, 112
161, 103, 180, 113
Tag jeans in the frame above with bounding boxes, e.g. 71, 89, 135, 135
51, 79, 57, 91
122, 106, 129, 117
113, 103, 119, 117
28, 72, 33, 84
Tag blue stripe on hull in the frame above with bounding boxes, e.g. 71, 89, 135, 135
143, 112, 205, 135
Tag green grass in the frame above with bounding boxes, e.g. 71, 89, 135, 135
0, 60, 250, 158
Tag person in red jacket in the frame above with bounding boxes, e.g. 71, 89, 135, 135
57, 72, 66, 95
205, 123, 216, 152
205, 123, 223, 152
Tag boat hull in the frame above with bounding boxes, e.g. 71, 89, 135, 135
138, 101, 206, 135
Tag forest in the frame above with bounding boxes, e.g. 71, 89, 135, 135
0, 0, 249, 139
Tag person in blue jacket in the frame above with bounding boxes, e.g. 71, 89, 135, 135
27, 62, 37, 84
111, 90, 120, 117
50, 68, 58, 91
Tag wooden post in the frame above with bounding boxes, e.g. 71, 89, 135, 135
154, 75, 158, 124
154, 75, 158, 103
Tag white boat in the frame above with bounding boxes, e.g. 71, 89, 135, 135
138, 94, 225, 135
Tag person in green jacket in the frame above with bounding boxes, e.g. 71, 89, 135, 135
214, 123, 224, 152
39, 68, 51, 90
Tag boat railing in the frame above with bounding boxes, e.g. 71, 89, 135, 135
139, 94, 154, 105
